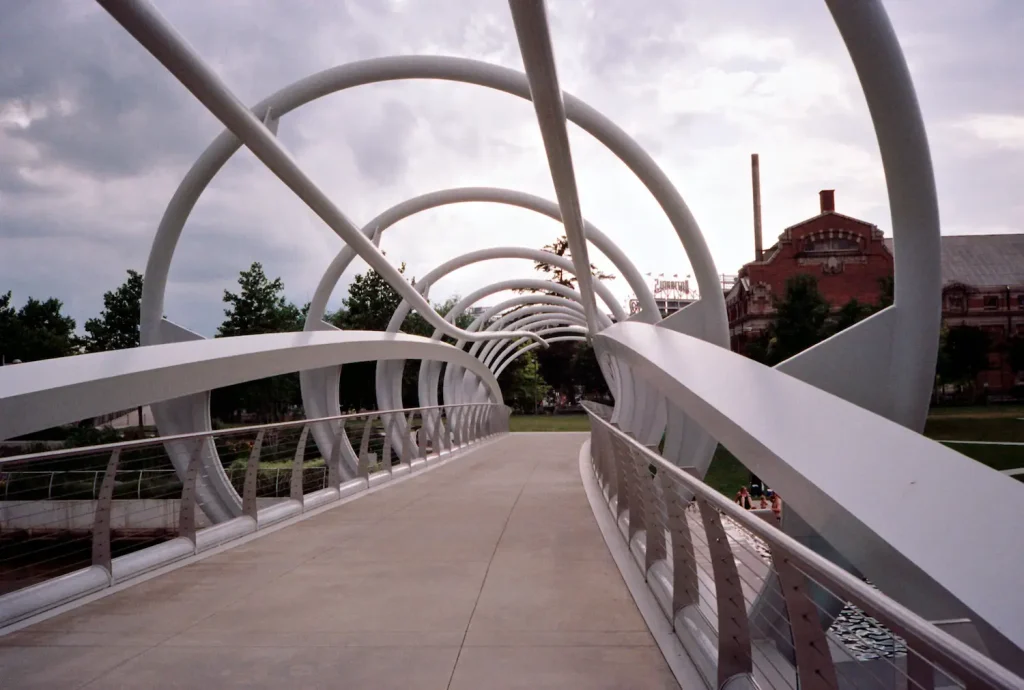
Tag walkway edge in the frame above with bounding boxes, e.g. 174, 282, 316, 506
0, 435, 506, 638
578, 438, 707, 690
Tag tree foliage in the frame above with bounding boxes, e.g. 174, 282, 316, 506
0, 291, 79, 363
531, 234, 614, 289
83, 270, 144, 352
937, 325, 990, 385
218, 263, 304, 337
329, 264, 471, 410
212, 263, 305, 422
499, 349, 550, 412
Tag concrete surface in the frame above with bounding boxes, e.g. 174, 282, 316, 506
0, 432, 679, 689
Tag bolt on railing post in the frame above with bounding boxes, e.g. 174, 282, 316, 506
771, 544, 840, 690
92, 448, 122, 573
242, 429, 265, 520
290, 424, 309, 502
696, 498, 754, 688
178, 438, 203, 545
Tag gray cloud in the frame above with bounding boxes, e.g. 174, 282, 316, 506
0, 0, 1021, 338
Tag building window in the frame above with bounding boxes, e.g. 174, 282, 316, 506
946, 294, 965, 311
983, 295, 999, 310
1018, 294, 1024, 309
804, 237, 859, 254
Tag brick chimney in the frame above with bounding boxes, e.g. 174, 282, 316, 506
819, 189, 835, 213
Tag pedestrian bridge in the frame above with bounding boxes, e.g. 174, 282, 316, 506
2, 0, 1023, 687
3, 433, 691, 689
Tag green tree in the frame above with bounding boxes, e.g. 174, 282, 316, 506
83, 270, 144, 352
330, 264, 469, 410
212, 263, 304, 422
938, 325, 990, 390
825, 298, 871, 338
531, 233, 614, 290
876, 275, 894, 310
1009, 336, 1024, 379
83, 270, 146, 428
218, 262, 303, 336
764, 274, 830, 364
499, 349, 550, 413
0, 292, 79, 363
570, 343, 610, 402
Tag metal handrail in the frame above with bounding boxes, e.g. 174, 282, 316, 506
0, 403, 504, 467
584, 404, 1024, 690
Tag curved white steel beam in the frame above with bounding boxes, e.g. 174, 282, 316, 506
494, 336, 587, 379
138, 56, 719, 348
417, 288, 601, 422
306, 187, 659, 331
487, 322, 588, 375
101, 2, 534, 352
597, 320, 1024, 666
0, 331, 502, 444
461, 325, 590, 407
510, 1, 600, 335
475, 309, 587, 369
374, 246, 625, 420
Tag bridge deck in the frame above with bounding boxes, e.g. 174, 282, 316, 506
0, 433, 678, 689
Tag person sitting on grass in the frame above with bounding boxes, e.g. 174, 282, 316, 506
734, 486, 752, 510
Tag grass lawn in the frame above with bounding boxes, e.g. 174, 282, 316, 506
509, 414, 590, 432
510, 405, 1024, 494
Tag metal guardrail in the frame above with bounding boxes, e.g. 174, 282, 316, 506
0, 403, 510, 626
583, 402, 1024, 690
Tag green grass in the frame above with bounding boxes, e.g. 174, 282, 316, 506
509, 414, 590, 432
511, 406, 1024, 495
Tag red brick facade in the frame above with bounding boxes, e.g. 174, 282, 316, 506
726, 191, 893, 352
941, 284, 1024, 394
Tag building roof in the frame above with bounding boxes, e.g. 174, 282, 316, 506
882, 234, 1024, 287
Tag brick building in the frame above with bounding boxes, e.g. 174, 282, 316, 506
726, 190, 893, 352
908, 234, 1024, 395
724, 188, 1024, 395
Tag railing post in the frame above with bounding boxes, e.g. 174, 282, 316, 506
696, 498, 754, 688
326, 422, 343, 487
644, 458, 667, 575
417, 411, 428, 459
358, 414, 375, 477
401, 411, 413, 458
450, 407, 462, 448
771, 544, 840, 690
91, 449, 121, 573
381, 413, 393, 471
614, 434, 629, 523
290, 424, 309, 502
664, 475, 699, 623
627, 444, 646, 545
431, 408, 443, 457
178, 438, 203, 545
242, 429, 265, 520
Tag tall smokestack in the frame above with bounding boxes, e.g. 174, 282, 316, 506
751, 153, 763, 262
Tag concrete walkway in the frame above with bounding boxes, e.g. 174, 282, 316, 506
0, 433, 679, 689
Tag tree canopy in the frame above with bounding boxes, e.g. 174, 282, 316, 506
0, 291, 79, 363
83, 270, 144, 352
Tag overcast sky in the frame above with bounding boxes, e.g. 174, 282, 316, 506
1, 0, 1021, 337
